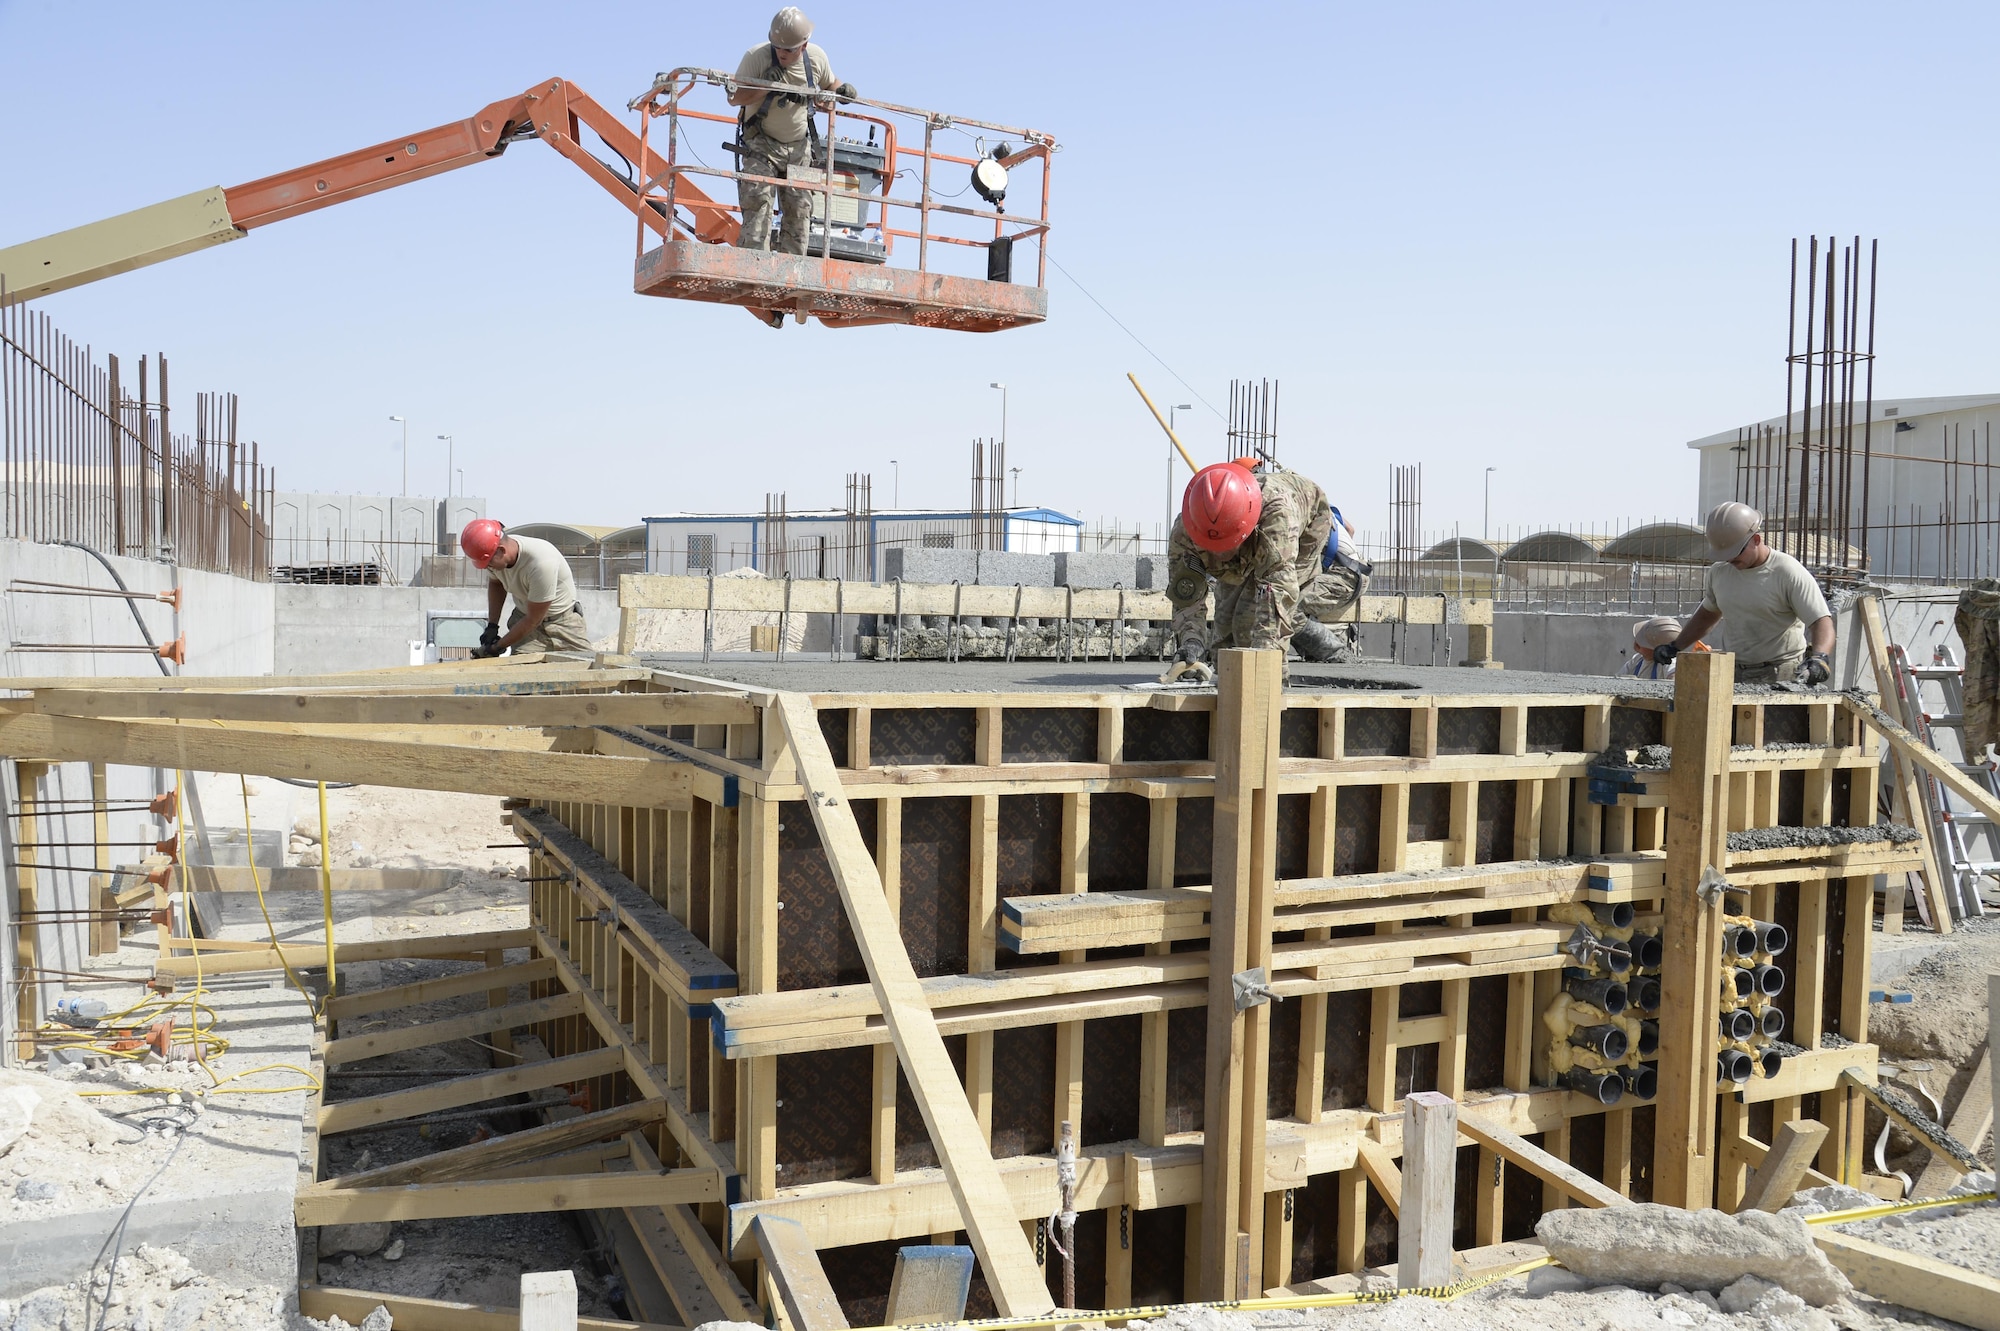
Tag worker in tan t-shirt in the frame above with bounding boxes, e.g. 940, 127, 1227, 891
1652, 503, 1834, 687
459, 520, 591, 657
725, 7, 856, 278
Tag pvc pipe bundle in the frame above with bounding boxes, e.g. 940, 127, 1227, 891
1718, 914, 1789, 1085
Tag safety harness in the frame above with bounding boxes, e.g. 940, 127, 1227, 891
738, 43, 821, 156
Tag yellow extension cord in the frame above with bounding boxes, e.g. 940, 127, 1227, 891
51, 771, 320, 1100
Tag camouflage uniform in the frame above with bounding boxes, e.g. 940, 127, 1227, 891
736, 129, 815, 256
1166, 467, 1362, 654
507, 605, 592, 655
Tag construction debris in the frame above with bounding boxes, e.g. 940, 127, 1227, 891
1534, 1204, 1852, 1305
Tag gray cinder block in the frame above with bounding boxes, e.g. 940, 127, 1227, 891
882, 547, 980, 586
1053, 551, 1140, 589
975, 552, 1057, 586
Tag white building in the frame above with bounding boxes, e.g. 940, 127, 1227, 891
644, 506, 1082, 579
1688, 393, 2000, 581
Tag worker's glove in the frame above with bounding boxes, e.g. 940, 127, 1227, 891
1159, 640, 1213, 686
1650, 641, 1680, 669
479, 622, 501, 652
1795, 652, 1832, 688
834, 81, 857, 102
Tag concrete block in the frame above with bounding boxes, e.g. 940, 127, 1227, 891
1135, 555, 1169, 590
1053, 552, 1139, 589
882, 547, 979, 586
974, 552, 1056, 586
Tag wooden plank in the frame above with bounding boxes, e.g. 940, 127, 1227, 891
1855, 596, 1955, 932
325, 1101, 669, 1189
773, 692, 1053, 1317
888, 1239, 980, 1319
1398, 1091, 1457, 1289
298, 1286, 674, 1331
522, 1270, 580, 1331
1814, 1228, 2000, 1331
155, 927, 538, 978
30, 686, 754, 728
1458, 1114, 1630, 1209
1655, 649, 1732, 1209
318, 1045, 622, 1135
1739, 1119, 1830, 1212
328, 957, 557, 1022
753, 1215, 852, 1331
324, 991, 584, 1066
296, 1167, 719, 1225
1354, 1136, 1403, 1219
0, 709, 695, 810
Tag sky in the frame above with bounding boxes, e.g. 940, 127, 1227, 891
6, 2, 2000, 544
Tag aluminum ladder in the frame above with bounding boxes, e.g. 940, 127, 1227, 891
1889, 640, 1999, 919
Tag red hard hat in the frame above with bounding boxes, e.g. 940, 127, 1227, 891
460, 518, 505, 568
1182, 462, 1263, 553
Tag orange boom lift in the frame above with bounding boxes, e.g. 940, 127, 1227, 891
0, 72, 1055, 332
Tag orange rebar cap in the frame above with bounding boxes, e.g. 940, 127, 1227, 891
155, 635, 186, 665
1182, 462, 1263, 554
461, 518, 505, 569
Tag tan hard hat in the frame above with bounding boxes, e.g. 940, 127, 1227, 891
1632, 616, 1681, 650
769, 7, 813, 45
1705, 501, 1762, 562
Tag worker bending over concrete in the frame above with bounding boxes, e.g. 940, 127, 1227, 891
1623, 616, 1699, 680
460, 519, 591, 658
1164, 459, 1358, 683
1653, 502, 1833, 686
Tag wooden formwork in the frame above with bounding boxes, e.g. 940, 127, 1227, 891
0, 648, 1922, 1327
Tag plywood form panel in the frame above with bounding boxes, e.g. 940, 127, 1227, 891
901, 797, 972, 979
1003, 708, 1099, 763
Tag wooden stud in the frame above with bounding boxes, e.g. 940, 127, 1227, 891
1457, 1113, 1629, 1209
1098, 705, 1125, 766
1603, 1107, 1633, 1198
752, 1216, 851, 1331
1334, 1172, 1365, 1275
1106, 1211, 1134, 1311
1447, 781, 1476, 868
1380, 783, 1411, 873
1655, 650, 1732, 1210
1741, 1119, 1831, 1212
1399, 1091, 1457, 1289
1411, 705, 1440, 760
1840, 877, 1872, 1045
1717, 1095, 1750, 1212
976, 706, 1003, 769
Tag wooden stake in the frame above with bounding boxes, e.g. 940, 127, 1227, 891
1398, 1091, 1457, 1289
1654, 650, 1732, 1210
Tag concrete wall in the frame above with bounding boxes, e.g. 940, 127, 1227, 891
273, 584, 620, 674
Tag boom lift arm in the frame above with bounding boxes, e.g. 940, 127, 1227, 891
0, 78, 734, 305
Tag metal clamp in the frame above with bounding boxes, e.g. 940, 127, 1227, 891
1697, 865, 1728, 907
1232, 966, 1281, 1011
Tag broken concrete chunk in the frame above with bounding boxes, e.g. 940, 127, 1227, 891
319, 1221, 392, 1257
1535, 1203, 1851, 1306
360, 1306, 394, 1331
1524, 1266, 1591, 1296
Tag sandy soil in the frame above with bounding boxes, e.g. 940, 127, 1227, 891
1866, 914, 2000, 1182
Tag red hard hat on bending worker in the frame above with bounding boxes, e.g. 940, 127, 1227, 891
460, 518, 505, 569
1182, 460, 1262, 553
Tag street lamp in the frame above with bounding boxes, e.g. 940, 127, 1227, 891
1484, 467, 1497, 542
437, 436, 454, 498
1010, 467, 1021, 508
989, 381, 1008, 454
390, 415, 408, 496
890, 459, 899, 508
1167, 403, 1192, 537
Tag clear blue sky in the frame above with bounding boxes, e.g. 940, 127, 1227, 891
6, 2, 1999, 541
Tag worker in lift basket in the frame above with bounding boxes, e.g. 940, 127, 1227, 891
460, 520, 592, 658
1650, 502, 1835, 687
725, 8, 858, 269
1162, 460, 1361, 684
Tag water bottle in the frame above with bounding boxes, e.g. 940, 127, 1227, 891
50, 995, 108, 1027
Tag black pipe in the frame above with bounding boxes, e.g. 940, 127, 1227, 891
1727, 968, 1754, 1000
1760, 1006, 1786, 1039
1601, 940, 1634, 974
1754, 921, 1790, 956
1563, 1067, 1625, 1105
1759, 1047, 1784, 1079
1569, 1024, 1629, 1061
1622, 1063, 1658, 1100
1590, 902, 1635, 930
1751, 964, 1786, 997
1637, 1020, 1660, 1057
1718, 1049, 1753, 1083
1630, 932, 1664, 970
1720, 1008, 1756, 1042
1629, 976, 1662, 1011
1566, 975, 1628, 1015
1723, 925, 1758, 959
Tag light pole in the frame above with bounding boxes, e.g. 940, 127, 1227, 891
390, 415, 408, 495
989, 381, 1008, 454
1167, 403, 1192, 539
890, 460, 900, 508
1483, 467, 1497, 542
1010, 467, 1021, 507
456, 468, 465, 496
437, 435, 454, 498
